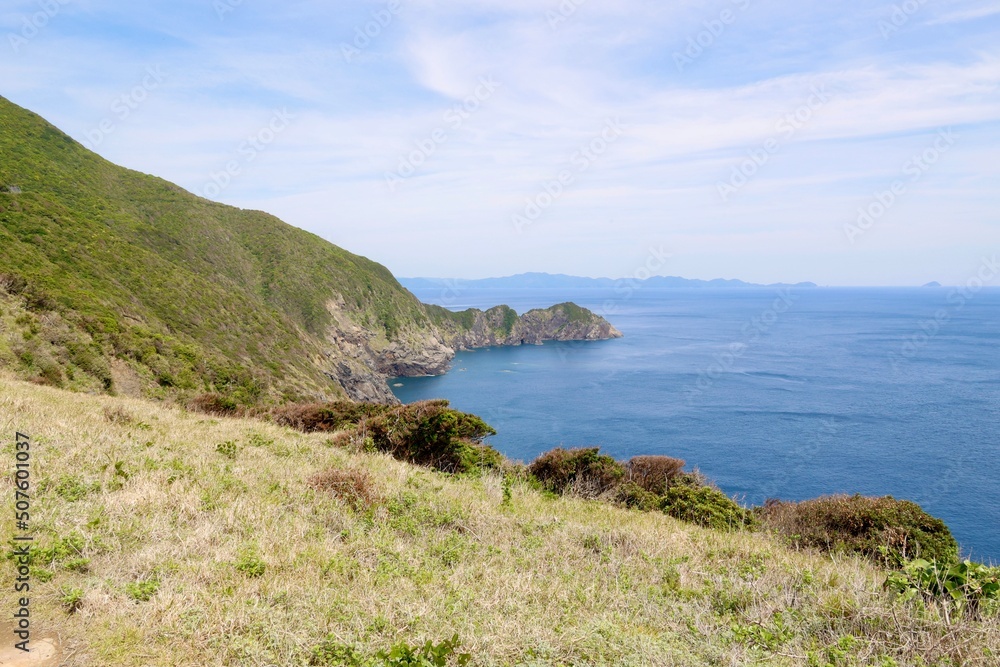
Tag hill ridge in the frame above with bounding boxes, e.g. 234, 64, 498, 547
0, 95, 619, 405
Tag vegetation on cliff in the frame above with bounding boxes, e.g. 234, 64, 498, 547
0, 96, 619, 406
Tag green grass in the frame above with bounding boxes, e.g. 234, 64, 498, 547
0, 95, 617, 408
2, 375, 998, 666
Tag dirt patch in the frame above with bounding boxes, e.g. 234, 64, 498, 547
0, 621, 60, 666
109, 358, 144, 397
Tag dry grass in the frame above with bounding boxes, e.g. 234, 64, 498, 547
307, 468, 382, 512
0, 374, 998, 666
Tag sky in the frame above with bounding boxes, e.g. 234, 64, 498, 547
2, 0, 999, 286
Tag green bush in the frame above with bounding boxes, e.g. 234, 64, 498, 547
125, 579, 160, 602
758, 494, 958, 565
215, 440, 238, 459
528, 447, 625, 498
611, 481, 661, 512
59, 586, 85, 613
307, 635, 471, 667
886, 558, 1000, 619
660, 482, 756, 531
309, 638, 366, 666
269, 401, 392, 432
234, 546, 267, 578
360, 400, 499, 474
377, 635, 471, 667
31, 533, 87, 566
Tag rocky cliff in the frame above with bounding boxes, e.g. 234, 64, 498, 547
330, 302, 622, 403
0, 95, 622, 407
437, 303, 623, 349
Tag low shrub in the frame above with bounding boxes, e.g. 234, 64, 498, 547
308, 635, 471, 667
611, 481, 661, 511
58, 586, 85, 614
377, 635, 471, 667
886, 558, 1000, 620
189, 392, 239, 416
270, 401, 390, 432
308, 638, 365, 666
661, 483, 757, 531
125, 579, 159, 602
215, 440, 238, 459
360, 400, 499, 474
528, 447, 625, 498
308, 467, 381, 511
758, 494, 959, 565
234, 546, 267, 578
103, 405, 136, 425
628, 455, 685, 494
0, 272, 28, 295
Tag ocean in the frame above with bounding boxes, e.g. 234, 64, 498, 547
391, 287, 1000, 562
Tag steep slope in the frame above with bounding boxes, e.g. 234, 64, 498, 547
0, 96, 619, 404
2, 376, 997, 666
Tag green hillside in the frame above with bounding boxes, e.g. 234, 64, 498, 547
1, 376, 997, 666
0, 96, 617, 405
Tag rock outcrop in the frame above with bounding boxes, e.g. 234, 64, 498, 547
323, 302, 623, 402
0, 95, 622, 408
443, 303, 623, 350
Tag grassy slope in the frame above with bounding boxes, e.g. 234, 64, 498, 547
1, 376, 997, 666
0, 96, 617, 403
0, 95, 431, 400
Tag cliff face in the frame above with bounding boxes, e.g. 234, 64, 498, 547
349, 302, 623, 398
0, 95, 622, 407
443, 303, 623, 350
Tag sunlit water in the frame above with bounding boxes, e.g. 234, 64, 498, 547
392, 287, 1000, 562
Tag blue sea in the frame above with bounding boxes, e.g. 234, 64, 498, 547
391, 287, 1000, 562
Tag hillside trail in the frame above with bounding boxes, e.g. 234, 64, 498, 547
0, 622, 60, 667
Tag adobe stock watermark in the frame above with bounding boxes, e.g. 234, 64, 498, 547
213, 0, 245, 21
910, 453, 967, 511
684, 288, 798, 403
844, 128, 957, 244
758, 418, 840, 501
512, 117, 627, 234
553, 245, 672, 364
546, 0, 587, 29
11, 432, 33, 653
888, 255, 999, 372
7, 0, 71, 54
717, 84, 831, 202
674, 0, 752, 72
341, 0, 402, 62
602, 246, 674, 314
878, 0, 929, 39
384, 76, 501, 192
81, 66, 167, 151
431, 278, 467, 309
198, 109, 295, 199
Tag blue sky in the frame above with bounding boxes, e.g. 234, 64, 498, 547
2, 0, 999, 285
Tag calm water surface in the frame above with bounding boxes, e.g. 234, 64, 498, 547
392, 288, 1000, 562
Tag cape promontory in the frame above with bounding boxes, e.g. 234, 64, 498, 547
0, 96, 619, 405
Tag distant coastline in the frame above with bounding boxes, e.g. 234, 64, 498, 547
400, 272, 819, 291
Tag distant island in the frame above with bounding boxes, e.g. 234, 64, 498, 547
923, 281, 943, 288
401, 272, 818, 291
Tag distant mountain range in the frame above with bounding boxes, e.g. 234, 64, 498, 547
401, 272, 819, 291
